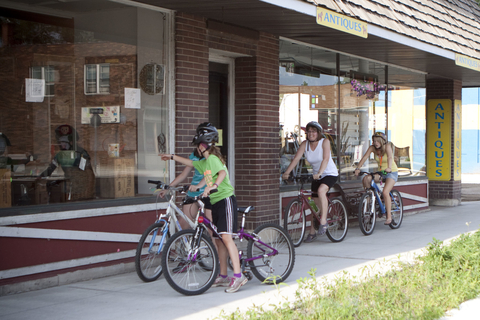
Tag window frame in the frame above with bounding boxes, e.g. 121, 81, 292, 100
84, 63, 110, 95
30, 66, 55, 97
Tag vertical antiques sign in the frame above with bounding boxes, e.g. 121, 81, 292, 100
427, 99, 451, 180
454, 100, 462, 181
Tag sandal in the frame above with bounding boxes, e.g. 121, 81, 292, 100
304, 233, 317, 243
384, 219, 392, 225
317, 223, 328, 236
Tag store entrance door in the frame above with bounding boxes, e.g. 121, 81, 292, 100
208, 57, 235, 185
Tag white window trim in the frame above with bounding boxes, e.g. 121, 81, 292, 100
30, 66, 55, 97
84, 63, 110, 95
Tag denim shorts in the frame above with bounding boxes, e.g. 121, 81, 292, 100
385, 171, 398, 182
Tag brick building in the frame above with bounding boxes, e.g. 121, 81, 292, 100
1, 0, 480, 294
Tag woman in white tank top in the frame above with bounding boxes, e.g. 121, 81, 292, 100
282, 121, 338, 243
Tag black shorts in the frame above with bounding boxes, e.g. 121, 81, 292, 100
211, 195, 238, 238
311, 175, 338, 198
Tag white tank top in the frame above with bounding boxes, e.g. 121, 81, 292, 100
304, 139, 338, 178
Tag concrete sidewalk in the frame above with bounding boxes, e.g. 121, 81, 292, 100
1, 202, 480, 320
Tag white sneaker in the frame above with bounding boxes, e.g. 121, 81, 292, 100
212, 275, 231, 287
225, 274, 248, 293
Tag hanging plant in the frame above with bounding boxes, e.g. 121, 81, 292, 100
350, 79, 380, 98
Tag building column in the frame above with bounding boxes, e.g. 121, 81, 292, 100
235, 33, 280, 229
426, 78, 462, 206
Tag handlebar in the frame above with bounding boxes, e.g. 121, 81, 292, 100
357, 170, 388, 176
148, 180, 216, 194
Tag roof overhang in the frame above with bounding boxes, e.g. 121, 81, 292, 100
137, 0, 480, 87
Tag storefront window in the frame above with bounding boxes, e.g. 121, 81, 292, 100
388, 66, 426, 177
338, 56, 387, 181
0, 1, 171, 210
279, 40, 426, 186
279, 40, 338, 181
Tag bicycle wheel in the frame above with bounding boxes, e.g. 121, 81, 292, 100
283, 198, 306, 247
247, 223, 295, 284
389, 190, 403, 229
162, 229, 219, 296
326, 197, 348, 242
135, 221, 168, 282
358, 191, 376, 236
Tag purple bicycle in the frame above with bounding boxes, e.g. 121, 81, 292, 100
161, 195, 296, 296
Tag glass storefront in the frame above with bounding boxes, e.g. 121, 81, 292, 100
279, 39, 426, 186
0, 1, 172, 210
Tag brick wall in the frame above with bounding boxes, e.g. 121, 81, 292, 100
175, 13, 209, 163
426, 78, 462, 205
175, 13, 280, 227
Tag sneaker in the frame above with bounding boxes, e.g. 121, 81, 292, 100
318, 223, 328, 236
304, 233, 317, 243
225, 274, 248, 293
212, 275, 231, 287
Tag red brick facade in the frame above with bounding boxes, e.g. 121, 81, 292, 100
175, 13, 280, 227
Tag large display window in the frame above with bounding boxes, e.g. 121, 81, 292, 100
279, 39, 426, 186
0, 1, 172, 211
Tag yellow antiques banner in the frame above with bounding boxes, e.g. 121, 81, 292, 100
454, 100, 462, 181
455, 53, 480, 72
316, 7, 368, 38
427, 99, 451, 181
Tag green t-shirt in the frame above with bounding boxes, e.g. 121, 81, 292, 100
192, 155, 234, 205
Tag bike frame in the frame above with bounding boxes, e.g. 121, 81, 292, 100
147, 185, 198, 255
365, 172, 394, 216
294, 178, 335, 223
189, 199, 279, 267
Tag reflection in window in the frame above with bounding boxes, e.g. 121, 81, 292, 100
279, 41, 338, 181
84, 64, 110, 94
31, 66, 55, 97
279, 41, 426, 186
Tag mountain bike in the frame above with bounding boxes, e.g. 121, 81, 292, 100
283, 176, 348, 247
357, 171, 404, 235
161, 195, 296, 296
134, 180, 198, 282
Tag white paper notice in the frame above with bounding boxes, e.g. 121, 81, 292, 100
125, 88, 141, 109
25, 78, 45, 102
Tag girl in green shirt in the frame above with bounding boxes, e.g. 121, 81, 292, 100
160, 123, 247, 293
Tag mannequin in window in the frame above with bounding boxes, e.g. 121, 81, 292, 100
37, 125, 95, 201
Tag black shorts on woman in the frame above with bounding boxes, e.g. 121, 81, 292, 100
311, 175, 338, 198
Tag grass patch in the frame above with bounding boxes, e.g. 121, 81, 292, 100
215, 230, 480, 319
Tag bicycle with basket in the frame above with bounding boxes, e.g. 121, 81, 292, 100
357, 171, 404, 235
283, 175, 349, 247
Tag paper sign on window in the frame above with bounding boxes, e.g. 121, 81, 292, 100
25, 78, 45, 102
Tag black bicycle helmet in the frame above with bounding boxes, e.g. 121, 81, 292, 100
306, 121, 323, 133
192, 122, 219, 145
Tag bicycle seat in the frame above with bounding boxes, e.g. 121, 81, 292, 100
237, 206, 254, 214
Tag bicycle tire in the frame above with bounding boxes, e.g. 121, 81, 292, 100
283, 198, 306, 247
247, 223, 295, 284
326, 197, 348, 242
358, 191, 376, 236
389, 190, 403, 229
135, 221, 168, 282
162, 229, 219, 296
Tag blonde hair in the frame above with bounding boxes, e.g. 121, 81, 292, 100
373, 136, 386, 155
208, 145, 226, 165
